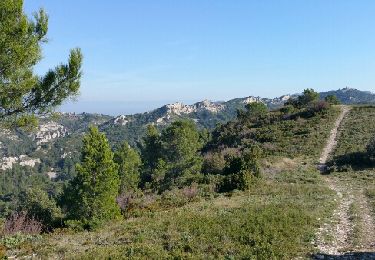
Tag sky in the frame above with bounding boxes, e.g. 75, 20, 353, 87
24, 1, 375, 115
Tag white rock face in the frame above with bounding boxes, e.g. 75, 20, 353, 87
1, 157, 18, 170
0, 155, 40, 170
19, 156, 41, 167
193, 100, 224, 113
280, 95, 291, 101
113, 115, 131, 126
165, 100, 224, 116
243, 96, 263, 104
36, 122, 67, 145
155, 100, 224, 125
165, 102, 195, 115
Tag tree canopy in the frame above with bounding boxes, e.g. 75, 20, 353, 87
114, 141, 142, 194
61, 126, 120, 228
0, 0, 82, 125
141, 121, 203, 191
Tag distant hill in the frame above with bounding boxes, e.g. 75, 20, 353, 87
1, 88, 375, 177
319, 87, 375, 104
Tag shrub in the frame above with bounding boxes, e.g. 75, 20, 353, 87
280, 105, 295, 115
3, 212, 42, 235
17, 188, 62, 231
181, 183, 199, 200
114, 141, 142, 194
202, 152, 226, 174
367, 136, 375, 160
220, 147, 261, 192
307, 101, 330, 115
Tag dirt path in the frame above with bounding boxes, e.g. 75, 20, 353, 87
315, 106, 352, 255
318, 105, 351, 168
315, 105, 375, 257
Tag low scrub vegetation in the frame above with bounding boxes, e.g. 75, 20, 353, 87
328, 106, 375, 171
0, 89, 343, 258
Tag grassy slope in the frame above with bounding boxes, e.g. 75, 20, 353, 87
329, 105, 375, 199
6, 107, 343, 259
16, 170, 334, 260
327, 106, 375, 247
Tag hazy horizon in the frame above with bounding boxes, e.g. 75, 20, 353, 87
24, 1, 375, 114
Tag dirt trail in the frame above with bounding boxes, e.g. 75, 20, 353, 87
318, 106, 351, 168
315, 106, 352, 255
315, 105, 375, 257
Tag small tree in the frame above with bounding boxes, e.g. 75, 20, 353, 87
17, 188, 62, 231
62, 126, 120, 228
159, 120, 203, 190
114, 141, 142, 194
298, 88, 319, 107
245, 102, 268, 117
237, 102, 268, 122
286, 88, 320, 109
325, 95, 341, 105
220, 146, 261, 192
140, 125, 162, 187
0, 0, 82, 126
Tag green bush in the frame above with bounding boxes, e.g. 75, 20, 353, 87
220, 148, 261, 192
17, 188, 62, 231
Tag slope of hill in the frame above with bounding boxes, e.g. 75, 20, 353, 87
1, 88, 374, 184
3, 103, 342, 259
320, 87, 375, 104
2, 100, 375, 258
315, 105, 375, 256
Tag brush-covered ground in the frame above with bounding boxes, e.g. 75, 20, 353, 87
4, 166, 336, 259
2, 105, 362, 259
316, 106, 375, 256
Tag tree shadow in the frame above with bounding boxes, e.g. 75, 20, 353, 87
312, 252, 375, 259
326, 151, 375, 172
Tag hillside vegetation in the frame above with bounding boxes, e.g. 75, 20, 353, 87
0, 90, 349, 259
317, 106, 375, 253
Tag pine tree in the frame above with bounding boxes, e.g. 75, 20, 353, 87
0, 0, 82, 126
159, 120, 203, 190
114, 141, 142, 194
140, 125, 162, 186
140, 121, 203, 191
62, 126, 120, 228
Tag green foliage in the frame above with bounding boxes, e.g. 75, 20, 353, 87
238, 102, 268, 119
220, 147, 261, 192
16, 174, 334, 259
299, 88, 320, 106
0, 0, 82, 124
209, 104, 340, 159
328, 106, 375, 170
61, 126, 120, 228
286, 88, 319, 109
307, 100, 330, 116
0, 164, 53, 218
320, 87, 375, 104
16, 188, 62, 231
141, 121, 203, 192
325, 95, 341, 105
114, 141, 142, 193
140, 125, 162, 186
0, 233, 40, 249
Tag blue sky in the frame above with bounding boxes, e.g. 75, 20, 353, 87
24, 1, 375, 115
